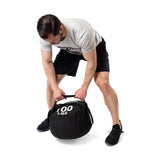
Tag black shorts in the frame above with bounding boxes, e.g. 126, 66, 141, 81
53, 38, 110, 76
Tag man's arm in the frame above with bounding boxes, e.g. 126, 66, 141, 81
75, 49, 97, 100
41, 49, 58, 90
41, 49, 65, 101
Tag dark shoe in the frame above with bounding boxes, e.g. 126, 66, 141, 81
105, 121, 123, 146
37, 118, 49, 132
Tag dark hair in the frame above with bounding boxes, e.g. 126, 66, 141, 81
37, 14, 61, 39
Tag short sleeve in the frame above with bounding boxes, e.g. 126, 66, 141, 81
39, 38, 52, 52
77, 27, 96, 53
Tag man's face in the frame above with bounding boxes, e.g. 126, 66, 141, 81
44, 33, 63, 45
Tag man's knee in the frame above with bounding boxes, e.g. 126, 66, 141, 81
95, 77, 110, 90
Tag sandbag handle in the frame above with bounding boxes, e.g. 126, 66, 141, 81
54, 95, 84, 105
63, 95, 75, 98
63, 95, 86, 103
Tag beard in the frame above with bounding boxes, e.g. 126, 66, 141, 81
59, 32, 65, 41
53, 32, 65, 45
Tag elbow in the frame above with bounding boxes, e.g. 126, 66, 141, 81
42, 60, 52, 67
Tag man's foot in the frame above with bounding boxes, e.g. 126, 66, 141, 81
105, 121, 123, 146
37, 118, 49, 132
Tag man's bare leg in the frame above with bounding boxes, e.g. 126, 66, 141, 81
94, 72, 123, 145
94, 72, 120, 126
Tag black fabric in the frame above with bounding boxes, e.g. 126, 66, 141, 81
95, 38, 110, 72
53, 37, 110, 77
53, 50, 84, 76
49, 99, 93, 139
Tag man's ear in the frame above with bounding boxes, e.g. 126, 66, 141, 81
59, 25, 63, 33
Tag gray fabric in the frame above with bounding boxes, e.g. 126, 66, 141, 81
39, 18, 102, 55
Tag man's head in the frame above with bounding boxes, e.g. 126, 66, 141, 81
37, 14, 65, 45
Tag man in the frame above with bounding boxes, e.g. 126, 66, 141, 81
37, 14, 123, 145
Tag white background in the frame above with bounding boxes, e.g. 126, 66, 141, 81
0, 0, 160, 159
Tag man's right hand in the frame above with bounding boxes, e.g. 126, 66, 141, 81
54, 88, 65, 102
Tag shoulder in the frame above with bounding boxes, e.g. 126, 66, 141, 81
64, 19, 94, 38
39, 37, 52, 52
61, 18, 92, 31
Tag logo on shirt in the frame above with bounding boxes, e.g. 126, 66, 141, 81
57, 47, 82, 55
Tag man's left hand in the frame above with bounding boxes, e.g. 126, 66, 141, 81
75, 87, 87, 100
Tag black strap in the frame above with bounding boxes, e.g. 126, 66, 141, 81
63, 95, 75, 98
63, 95, 85, 102
55, 95, 77, 105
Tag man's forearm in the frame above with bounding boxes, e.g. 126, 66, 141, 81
81, 62, 97, 90
42, 61, 58, 91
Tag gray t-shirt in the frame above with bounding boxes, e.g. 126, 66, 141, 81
39, 18, 102, 55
